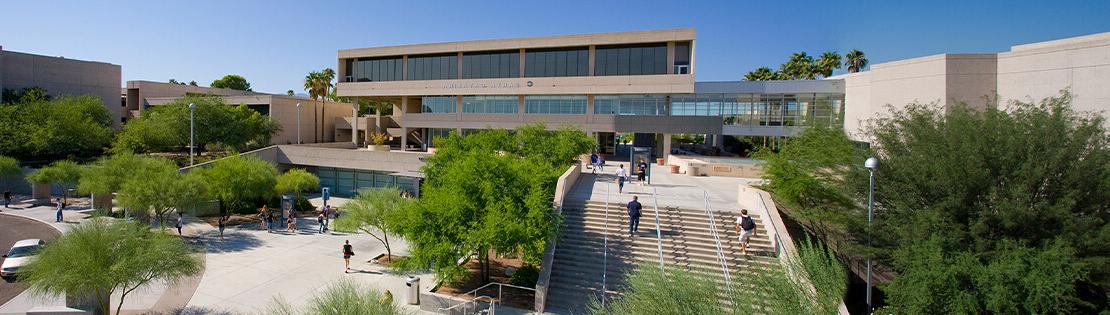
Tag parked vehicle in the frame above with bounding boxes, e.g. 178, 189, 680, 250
1, 239, 45, 278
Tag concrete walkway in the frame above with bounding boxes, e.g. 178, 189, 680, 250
576, 161, 758, 213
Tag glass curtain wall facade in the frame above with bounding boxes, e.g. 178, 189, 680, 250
525, 47, 590, 77
594, 43, 668, 76
314, 167, 416, 197
524, 95, 587, 114
462, 51, 519, 79
593, 95, 668, 115
421, 96, 456, 113
589, 93, 842, 127
407, 54, 458, 81
353, 57, 404, 82
463, 96, 518, 113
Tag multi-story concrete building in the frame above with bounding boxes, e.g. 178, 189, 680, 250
836, 31, 1110, 139
335, 29, 845, 160
0, 46, 123, 127
126, 80, 354, 145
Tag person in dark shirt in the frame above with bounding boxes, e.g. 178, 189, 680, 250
637, 159, 648, 185
342, 240, 355, 272
627, 196, 642, 236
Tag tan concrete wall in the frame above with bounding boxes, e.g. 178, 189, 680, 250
126, 80, 257, 113
997, 32, 1110, 114
267, 96, 352, 145
273, 145, 428, 174
1, 50, 122, 127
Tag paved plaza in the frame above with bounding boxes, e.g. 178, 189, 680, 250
0, 197, 436, 315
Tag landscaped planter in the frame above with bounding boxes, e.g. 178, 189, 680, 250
91, 193, 113, 210
367, 144, 390, 151
31, 182, 51, 205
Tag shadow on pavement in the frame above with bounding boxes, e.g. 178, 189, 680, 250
154, 306, 236, 315
192, 231, 265, 254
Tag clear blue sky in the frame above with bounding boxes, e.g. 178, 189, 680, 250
2, 0, 1108, 94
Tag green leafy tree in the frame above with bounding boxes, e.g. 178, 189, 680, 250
844, 49, 868, 73
744, 67, 780, 81
304, 68, 336, 142
267, 279, 406, 315
117, 167, 208, 228
335, 187, 408, 262
286, 89, 295, 96
275, 168, 320, 199
209, 74, 252, 91
395, 124, 591, 283
19, 218, 203, 315
779, 52, 817, 80
79, 153, 178, 211
112, 96, 280, 154
198, 155, 278, 213
0, 155, 20, 177
0, 95, 113, 159
26, 160, 82, 203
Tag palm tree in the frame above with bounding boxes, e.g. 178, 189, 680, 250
304, 71, 327, 142
780, 52, 816, 80
815, 52, 842, 78
744, 67, 777, 81
845, 49, 868, 73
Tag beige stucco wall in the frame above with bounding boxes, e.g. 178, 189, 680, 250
339, 28, 695, 59
265, 96, 352, 145
126, 80, 257, 113
0, 49, 122, 127
997, 32, 1110, 114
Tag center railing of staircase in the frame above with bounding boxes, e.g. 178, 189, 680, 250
703, 191, 734, 294
601, 182, 611, 308
652, 187, 665, 271
440, 295, 496, 315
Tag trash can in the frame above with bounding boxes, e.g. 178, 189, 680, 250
405, 275, 420, 305
670, 165, 680, 174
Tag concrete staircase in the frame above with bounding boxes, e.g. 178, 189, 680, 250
546, 199, 778, 312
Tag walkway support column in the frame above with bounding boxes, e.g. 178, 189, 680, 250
662, 134, 672, 164
400, 127, 409, 151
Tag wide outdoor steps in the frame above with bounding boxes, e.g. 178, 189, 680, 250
546, 200, 779, 312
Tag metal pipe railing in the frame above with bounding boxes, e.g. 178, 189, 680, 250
441, 282, 535, 314
703, 191, 734, 294
602, 182, 611, 308
652, 187, 664, 272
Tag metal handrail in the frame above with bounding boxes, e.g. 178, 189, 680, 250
442, 282, 535, 314
440, 295, 497, 314
602, 182, 611, 308
652, 187, 664, 271
703, 191, 734, 294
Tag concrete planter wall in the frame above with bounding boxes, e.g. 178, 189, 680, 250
91, 193, 113, 210
367, 144, 390, 151
31, 182, 51, 205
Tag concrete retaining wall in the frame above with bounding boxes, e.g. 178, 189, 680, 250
535, 163, 582, 313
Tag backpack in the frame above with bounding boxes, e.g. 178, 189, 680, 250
741, 216, 756, 231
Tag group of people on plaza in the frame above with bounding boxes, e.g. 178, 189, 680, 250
257, 203, 337, 235
589, 152, 650, 195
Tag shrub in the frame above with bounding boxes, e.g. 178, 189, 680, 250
509, 265, 540, 287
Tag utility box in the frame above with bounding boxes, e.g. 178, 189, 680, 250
405, 275, 420, 305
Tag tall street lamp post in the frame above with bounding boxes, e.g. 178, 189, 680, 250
189, 103, 196, 166
864, 156, 879, 312
296, 102, 302, 144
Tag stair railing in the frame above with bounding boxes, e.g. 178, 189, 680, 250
703, 191, 734, 294
601, 182, 611, 308
652, 187, 664, 272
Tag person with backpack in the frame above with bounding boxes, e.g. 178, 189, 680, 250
342, 240, 355, 272
627, 196, 642, 237
735, 209, 757, 255
54, 198, 64, 222
317, 212, 327, 234
589, 152, 599, 174
637, 159, 648, 185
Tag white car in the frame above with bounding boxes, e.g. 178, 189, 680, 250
1, 239, 45, 278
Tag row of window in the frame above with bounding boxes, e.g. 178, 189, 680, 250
314, 167, 416, 198
416, 94, 843, 125
348, 42, 690, 82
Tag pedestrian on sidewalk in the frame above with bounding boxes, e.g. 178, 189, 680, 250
317, 212, 326, 234
616, 164, 628, 194
322, 205, 331, 232
637, 159, 648, 185
54, 198, 64, 222
597, 156, 605, 172
627, 196, 642, 237
176, 213, 184, 235
3, 190, 11, 208
218, 216, 227, 240
735, 209, 757, 256
589, 152, 599, 174
287, 212, 296, 233
342, 240, 355, 272
260, 207, 269, 231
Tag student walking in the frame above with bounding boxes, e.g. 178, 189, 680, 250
260, 208, 269, 231
322, 205, 331, 232
54, 198, 64, 222
218, 215, 227, 240
176, 213, 184, 235
637, 159, 648, 185
317, 212, 326, 234
627, 196, 642, 237
342, 240, 355, 272
616, 164, 628, 194
589, 153, 600, 174
287, 212, 297, 233
3, 190, 11, 208
735, 209, 758, 255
